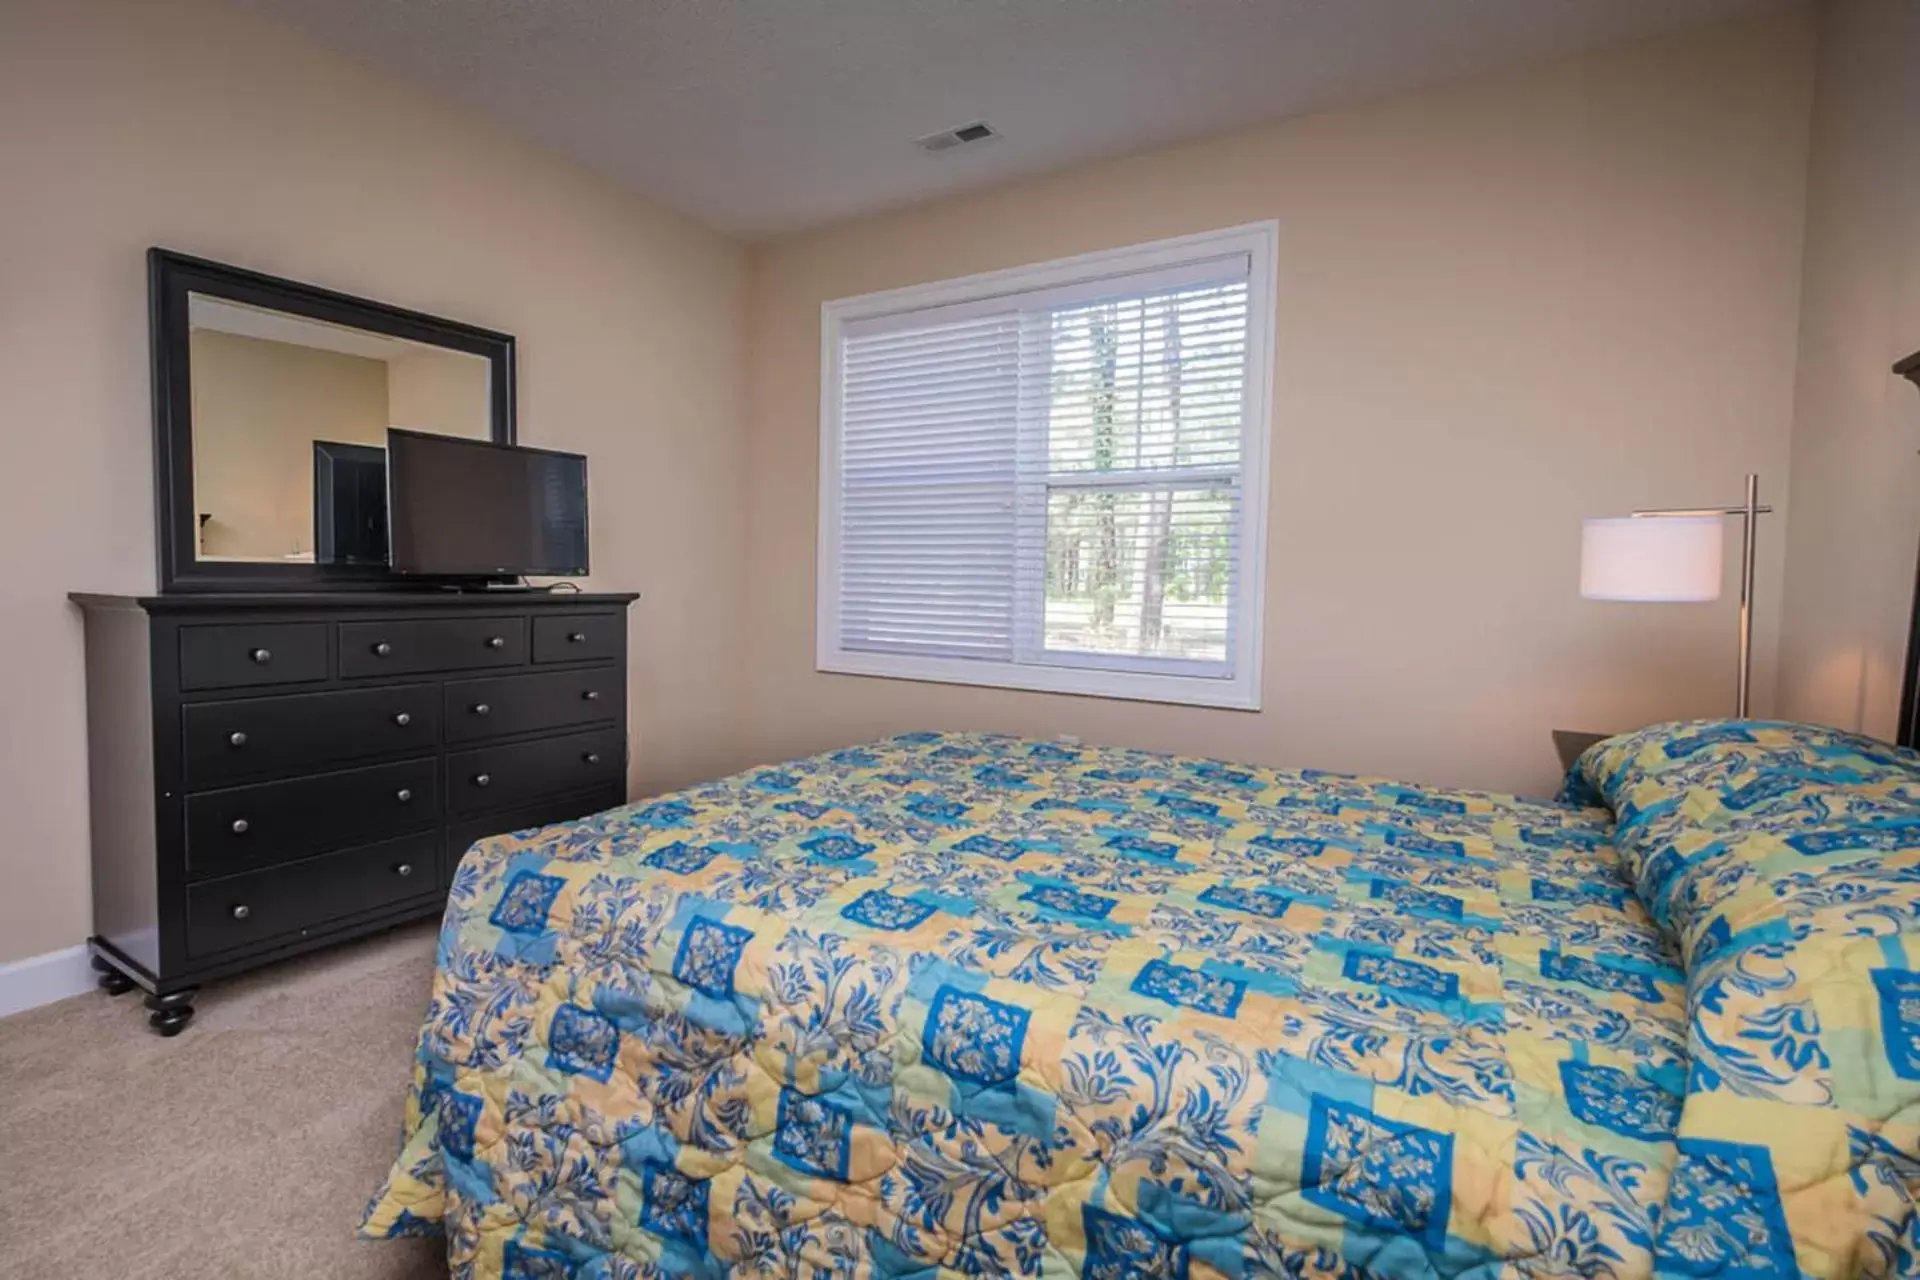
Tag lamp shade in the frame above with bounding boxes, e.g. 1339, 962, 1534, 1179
1580, 515, 1723, 602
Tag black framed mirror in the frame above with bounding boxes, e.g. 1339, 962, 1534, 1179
149, 248, 516, 592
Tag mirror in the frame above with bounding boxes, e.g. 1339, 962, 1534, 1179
187, 296, 493, 565
151, 250, 515, 592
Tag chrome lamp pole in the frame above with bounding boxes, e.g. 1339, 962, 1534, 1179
1625, 474, 1772, 718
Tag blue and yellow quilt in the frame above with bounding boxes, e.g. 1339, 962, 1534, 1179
367, 730, 1704, 1278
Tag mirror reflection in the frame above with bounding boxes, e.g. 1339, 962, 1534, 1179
187, 294, 492, 564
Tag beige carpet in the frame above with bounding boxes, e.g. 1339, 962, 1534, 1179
0, 922, 448, 1279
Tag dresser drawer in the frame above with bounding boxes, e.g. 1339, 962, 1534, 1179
446, 784, 626, 870
339, 616, 527, 678
179, 623, 329, 692
185, 758, 439, 880
444, 667, 623, 744
185, 833, 439, 959
447, 728, 625, 816
182, 684, 441, 787
531, 612, 622, 665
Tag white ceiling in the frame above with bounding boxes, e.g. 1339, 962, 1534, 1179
230, 0, 1787, 240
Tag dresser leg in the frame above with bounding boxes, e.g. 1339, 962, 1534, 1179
91, 954, 136, 996
143, 989, 196, 1037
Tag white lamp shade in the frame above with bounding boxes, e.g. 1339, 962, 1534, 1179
1580, 515, 1723, 602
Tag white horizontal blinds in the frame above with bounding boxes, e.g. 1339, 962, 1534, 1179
837, 311, 1019, 659
1017, 260, 1251, 675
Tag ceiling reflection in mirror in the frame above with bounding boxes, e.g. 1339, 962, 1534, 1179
187, 294, 492, 565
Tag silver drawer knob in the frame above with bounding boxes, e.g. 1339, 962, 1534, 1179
486, 636, 505, 649
473, 773, 491, 787
393, 711, 412, 727
249, 647, 272, 665
395, 788, 413, 803
228, 731, 248, 748
583, 752, 601, 765
472, 703, 491, 716
231, 819, 249, 835
582, 690, 600, 702
568, 632, 586, 644
231, 904, 250, 920
372, 641, 392, 657
396, 863, 414, 878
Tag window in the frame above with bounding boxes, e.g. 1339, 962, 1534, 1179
817, 223, 1274, 709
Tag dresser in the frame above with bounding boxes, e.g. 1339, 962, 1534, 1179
71, 591, 637, 1034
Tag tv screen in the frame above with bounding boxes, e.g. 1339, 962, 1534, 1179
387, 429, 589, 577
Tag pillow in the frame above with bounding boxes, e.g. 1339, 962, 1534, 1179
1573, 720, 1920, 1278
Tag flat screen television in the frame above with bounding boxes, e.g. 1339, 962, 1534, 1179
387, 429, 589, 577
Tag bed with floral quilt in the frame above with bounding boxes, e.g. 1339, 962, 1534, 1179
364, 722, 1920, 1279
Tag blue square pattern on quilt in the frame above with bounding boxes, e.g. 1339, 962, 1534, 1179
1302, 1095, 1455, 1249
1653, 1137, 1798, 1280
1082, 1204, 1189, 1280
644, 840, 716, 875
1342, 950, 1460, 1001
1369, 878, 1465, 919
1131, 958, 1246, 1019
905, 795, 969, 823
1198, 883, 1292, 919
1558, 1060, 1680, 1143
841, 889, 937, 931
640, 1163, 709, 1247
1021, 883, 1116, 921
773, 1088, 854, 1179
548, 1004, 621, 1082
922, 984, 1029, 1086
438, 1089, 484, 1162
489, 872, 566, 934
953, 833, 1023, 862
1540, 950, 1664, 1003
503, 1239, 577, 1279
1871, 968, 1920, 1080
671, 918, 754, 999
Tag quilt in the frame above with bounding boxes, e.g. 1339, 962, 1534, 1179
364, 731, 1692, 1278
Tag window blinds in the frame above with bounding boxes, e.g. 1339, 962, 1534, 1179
832, 251, 1254, 682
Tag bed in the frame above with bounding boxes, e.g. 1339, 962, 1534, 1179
364, 722, 1920, 1279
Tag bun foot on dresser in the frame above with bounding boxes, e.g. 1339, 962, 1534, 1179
143, 990, 196, 1037
91, 954, 136, 996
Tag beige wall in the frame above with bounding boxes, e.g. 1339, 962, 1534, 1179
190, 330, 389, 559
1776, 0, 1920, 736
387, 348, 492, 438
0, 0, 751, 964
745, 11, 1815, 798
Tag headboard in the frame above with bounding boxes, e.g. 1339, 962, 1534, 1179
1896, 349, 1920, 747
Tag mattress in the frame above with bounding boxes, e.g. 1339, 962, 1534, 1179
365, 730, 1703, 1278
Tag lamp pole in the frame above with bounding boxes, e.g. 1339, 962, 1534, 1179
1630, 473, 1770, 718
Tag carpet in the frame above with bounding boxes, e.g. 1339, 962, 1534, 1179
0, 922, 447, 1278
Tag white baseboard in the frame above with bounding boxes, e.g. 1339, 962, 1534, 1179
0, 944, 96, 1020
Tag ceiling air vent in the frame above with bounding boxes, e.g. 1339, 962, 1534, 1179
916, 121, 998, 154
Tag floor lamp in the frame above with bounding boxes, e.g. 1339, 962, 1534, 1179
1580, 473, 1773, 718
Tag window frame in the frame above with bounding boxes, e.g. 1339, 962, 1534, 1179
816, 221, 1276, 711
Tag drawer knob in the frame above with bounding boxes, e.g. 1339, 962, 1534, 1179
486, 636, 505, 649
231, 818, 249, 835
393, 711, 412, 727
472, 703, 491, 716
473, 773, 491, 787
372, 641, 392, 657
582, 690, 600, 702
249, 647, 272, 665
583, 751, 601, 765
228, 731, 248, 748
396, 863, 414, 878
395, 788, 413, 803
230, 904, 250, 921
568, 632, 587, 644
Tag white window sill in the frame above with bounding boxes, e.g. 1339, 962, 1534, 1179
817, 649, 1261, 710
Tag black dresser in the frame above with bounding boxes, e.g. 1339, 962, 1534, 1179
71, 591, 637, 1033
